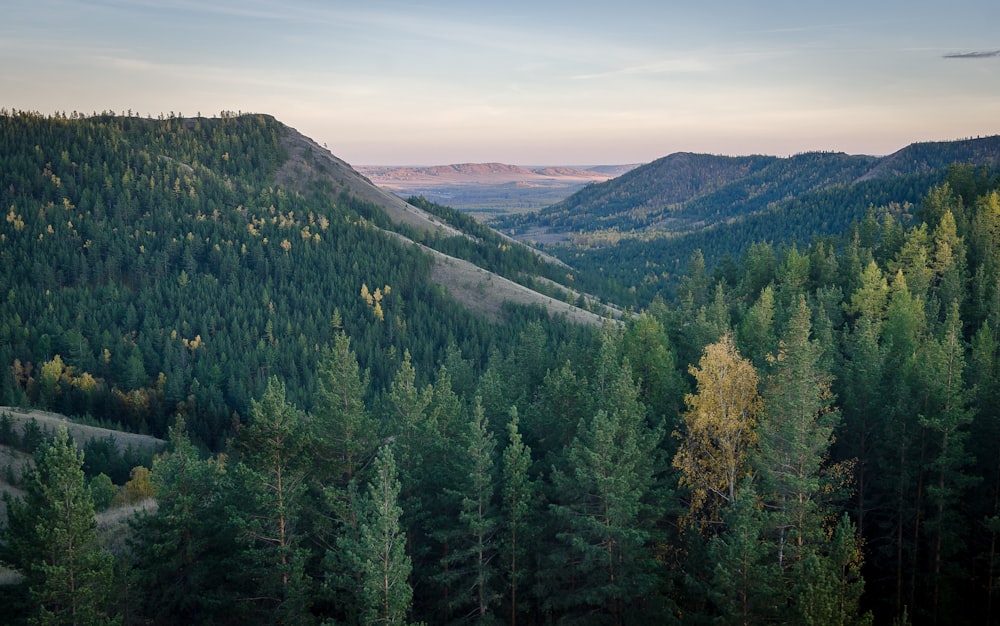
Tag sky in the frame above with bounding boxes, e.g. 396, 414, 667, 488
2, 0, 999, 165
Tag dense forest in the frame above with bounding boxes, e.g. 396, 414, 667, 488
2, 112, 1000, 625
495, 137, 1000, 308
0, 110, 584, 448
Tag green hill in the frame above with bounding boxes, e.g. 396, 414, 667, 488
493, 136, 1000, 302
496, 136, 1000, 241
0, 111, 602, 448
4, 111, 1000, 626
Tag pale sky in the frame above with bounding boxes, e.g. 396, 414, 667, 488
3, 0, 998, 165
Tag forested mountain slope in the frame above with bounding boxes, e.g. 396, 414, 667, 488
498, 136, 1000, 240
3, 110, 1000, 626
0, 111, 601, 448
497, 136, 1000, 304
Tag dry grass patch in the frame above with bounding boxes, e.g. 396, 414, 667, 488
0, 407, 164, 454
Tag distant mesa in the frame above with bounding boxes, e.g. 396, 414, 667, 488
356, 162, 639, 189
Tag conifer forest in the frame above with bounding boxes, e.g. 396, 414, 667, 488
2, 111, 1000, 625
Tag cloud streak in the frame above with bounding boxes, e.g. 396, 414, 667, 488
943, 49, 1000, 59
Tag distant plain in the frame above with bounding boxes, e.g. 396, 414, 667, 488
357, 163, 639, 219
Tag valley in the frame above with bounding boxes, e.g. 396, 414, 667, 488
356, 162, 638, 219
1, 111, 999, 626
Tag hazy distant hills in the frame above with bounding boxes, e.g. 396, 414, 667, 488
494, 135, 1000, 246
475, 135, 1000, 302
357, 162, 640, 218
358, 162, 637, 185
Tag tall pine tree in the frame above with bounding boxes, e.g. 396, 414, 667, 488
2, 426, 115, 625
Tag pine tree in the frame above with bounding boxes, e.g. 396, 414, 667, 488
501, 406, 537, 626
233, 376, 311, 623
2, 426, 115, 625
313, 332, 377, 487
548, 360, 662, 625
439, 398, 500, 621
792, 515, 872, 626
708, 480, 781, 626
737, 284, 777, 370
756, 296, 841, 566
311, 331, 379, 569
130, 417, 244, 623
622, 311, 685, 433
353, 445, 414, 625
916, 300, 977, 621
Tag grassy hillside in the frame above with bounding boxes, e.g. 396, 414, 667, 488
0, 405, 163, 539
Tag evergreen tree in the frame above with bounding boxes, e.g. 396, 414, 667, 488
756, 296, 841, 567
439, 398, 500, 621
313, 332, 377, 487
130, 417, 244, 624
233, 376, 311, 623
547, 360, 662, 625
915, 300, 977, 621
708, 480, 781, 626
2, 426, 116, 625
351, 445, 414, 625
501, 406, 537, 626
793, 515, 872, 626
621, 311, 685, 434
310, 331, 379, 577
737, 284, 777, 370
928, 211, 968, 319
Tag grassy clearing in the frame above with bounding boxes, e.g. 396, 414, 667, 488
0, 407, 165, 454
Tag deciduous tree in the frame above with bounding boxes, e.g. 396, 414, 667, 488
674, 334, 762, 530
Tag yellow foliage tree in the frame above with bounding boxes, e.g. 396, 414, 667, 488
673, 333, 762, 531
39, 354, 67, 409
117, 465, 155, 505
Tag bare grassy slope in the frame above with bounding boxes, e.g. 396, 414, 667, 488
0, 407, 165, 454
276, 123, 610, 326
0, 409, 163, 582
378, 231, 610, 326
275, 124, 463, 237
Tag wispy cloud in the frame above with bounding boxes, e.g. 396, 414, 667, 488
943, 49, 1000, 59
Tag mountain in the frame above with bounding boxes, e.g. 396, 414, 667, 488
496, 136, 1000, 242
858, 135, 1000, 181
6, 113, 1000, 626
492, 136, 1000, 301
0, 111, 609, 447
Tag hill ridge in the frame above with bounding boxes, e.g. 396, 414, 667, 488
493, 135, 1000, 244
274, 123, 610, 325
